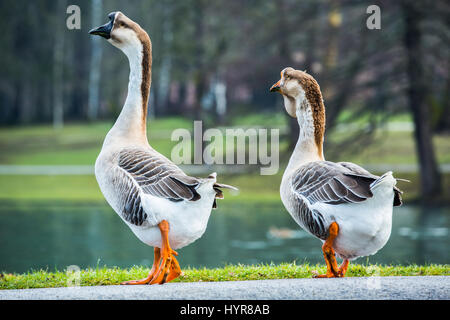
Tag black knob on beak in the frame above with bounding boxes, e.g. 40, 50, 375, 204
89, 12, 116, 39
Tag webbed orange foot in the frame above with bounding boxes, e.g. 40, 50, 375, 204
165, 255, 182, 283
121, 247, 161, 285
313, 259, 349, 278
338, 259, 349, 277
121, 220, 181, 285
149, 220, 180, 285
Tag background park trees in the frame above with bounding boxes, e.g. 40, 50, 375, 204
0, 0, 448, 199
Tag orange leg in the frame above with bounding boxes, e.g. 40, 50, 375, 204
338, 259, 350, 277
314, 222, 342, 278
149, 220, 179, 285
121, 247, 161, 285
165, 255, 182, 283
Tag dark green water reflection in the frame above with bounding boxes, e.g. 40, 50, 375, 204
0, 201, 448, 273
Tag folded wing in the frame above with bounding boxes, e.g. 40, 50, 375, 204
114, 147, 202, 226
292, 161, 377, 206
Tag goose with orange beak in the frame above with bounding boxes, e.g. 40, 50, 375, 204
270, 67, 403, 277
90, 12, 237, 285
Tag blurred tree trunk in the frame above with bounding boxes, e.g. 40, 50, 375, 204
193, 0, 207, 120
324, 45, 366, 131
157, 1, 173, 117
402, 0, 442, 198
275, 0, 298, 151
325, 16, 368, 131
434, 75, 450, 133
19, 82, 33, 124
52, 0, 66, 129
87, 0, 103, 121
214, 79, 227, 125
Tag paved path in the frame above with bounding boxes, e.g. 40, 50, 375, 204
1, 276, 448, 300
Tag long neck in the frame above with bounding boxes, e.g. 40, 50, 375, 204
284, 95, 325, 176
107, 37, 151, 145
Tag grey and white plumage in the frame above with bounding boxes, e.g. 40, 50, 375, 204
273, 67, 403, 261
107, 147, 202, 226
93, 11, 236, 251
96, 144, 232, 249
285, 161, 402, 241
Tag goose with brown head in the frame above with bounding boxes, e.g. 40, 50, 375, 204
271, 67, 404, 278
91, 12, 237, 286
271, 67, 325, 160
90, 11, 151, 140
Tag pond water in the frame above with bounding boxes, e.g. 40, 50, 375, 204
0, 201, 448, 273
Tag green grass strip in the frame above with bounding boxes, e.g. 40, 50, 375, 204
1, 263, 448, 290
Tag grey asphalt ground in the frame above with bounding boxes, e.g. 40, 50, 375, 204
1, 276, 449, 300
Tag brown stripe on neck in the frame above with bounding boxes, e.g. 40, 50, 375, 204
298, 75, 326, 158
137, 31, 152, 125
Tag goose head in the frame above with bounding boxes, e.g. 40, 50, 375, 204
270, 67, 326, 154
89, 12, 150, 56
270, 67, 321, 118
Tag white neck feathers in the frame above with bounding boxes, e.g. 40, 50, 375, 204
105, 39, 148, 146
284, 95, 324, 176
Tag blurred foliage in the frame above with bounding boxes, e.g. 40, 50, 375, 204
0, 0, 447, 129
0, 0, 448, 198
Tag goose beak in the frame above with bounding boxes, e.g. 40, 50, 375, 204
89, 21, 113, 39
270, 80, 282, 93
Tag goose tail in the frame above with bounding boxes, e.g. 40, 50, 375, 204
370, 171, 404, 207
207, 172, 238, 209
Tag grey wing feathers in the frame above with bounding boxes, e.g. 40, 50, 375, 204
336, 162, 402, 206
337, 162, 378, 178
289, 161, 377, 239
293, 161, 376, 205
292, 198, 328, 240
115, 148, 201, 226
289, 161, 403, 239
115, 170, 147, 226
119, 148, 201, 202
